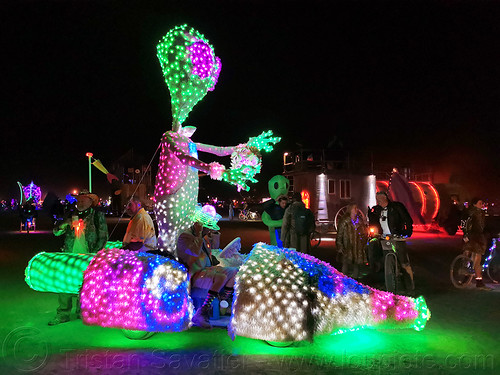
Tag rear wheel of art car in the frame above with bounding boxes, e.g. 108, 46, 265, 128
264, 340, 294, 347
486, 255, 500, 284
384, 252, 399, 293
310, 230, 321, 249
122, 330, 156, 340
450, 255, 474, 288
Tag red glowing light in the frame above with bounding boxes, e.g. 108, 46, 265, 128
425, 182, 440, 220
301, 190, 310, 209
74, 219, 84, 237
86, 152, 93, 158
409, 181, 426, 217
377, 181, 390, 192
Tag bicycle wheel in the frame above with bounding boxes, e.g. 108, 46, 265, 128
310, 230, 321, 249
384, 253, 399, 293
486, 255, 500, 283
450, 254, 474, 288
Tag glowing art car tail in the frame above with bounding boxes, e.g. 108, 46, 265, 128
228, 243, 430, 342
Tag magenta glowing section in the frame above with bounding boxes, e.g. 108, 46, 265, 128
80, 248, 193, 332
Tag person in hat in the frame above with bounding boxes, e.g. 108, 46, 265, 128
48, 190, 108, 326
122, 196, 157, 251
177, 221, 238, 329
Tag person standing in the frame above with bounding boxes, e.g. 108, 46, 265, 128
122, 196, 157, 251
228, 201, 234, 221
463, 198, 490, 290
281, 192, 315, 253
48, 191, 108, 325
263, 194, 288, 247
336, 204, 368, 279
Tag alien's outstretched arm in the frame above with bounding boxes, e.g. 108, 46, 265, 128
195, 143, 237, 157
164, 133, 211, 173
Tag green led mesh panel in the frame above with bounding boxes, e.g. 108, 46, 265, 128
157, 24, 221, 129
25, 252, 94, 294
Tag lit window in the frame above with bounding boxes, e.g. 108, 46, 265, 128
340, 180, 351, 199
328, 179, 335, 195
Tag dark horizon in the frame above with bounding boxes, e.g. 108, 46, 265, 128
2, 1, 500, 200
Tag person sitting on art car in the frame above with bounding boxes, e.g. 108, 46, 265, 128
122, 196, 157, 251
177, 222, 238, 329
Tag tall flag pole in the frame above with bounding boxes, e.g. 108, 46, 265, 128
86, 152, 93, 192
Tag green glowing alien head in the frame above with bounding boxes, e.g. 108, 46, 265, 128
157, 24, 221, 131
268, 175, 290, 201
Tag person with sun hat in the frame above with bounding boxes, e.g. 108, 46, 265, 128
48, 190, 108, 325
176, 205, 237, 329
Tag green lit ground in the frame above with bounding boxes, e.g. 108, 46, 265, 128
1, 214, 499, 374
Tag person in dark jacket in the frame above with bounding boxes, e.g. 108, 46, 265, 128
463, 198, 490, 290
367, 191, 414, 291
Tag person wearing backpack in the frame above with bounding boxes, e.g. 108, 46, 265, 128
281, 192, 315, 253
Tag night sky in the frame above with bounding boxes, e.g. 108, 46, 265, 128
2, 0, 500, 200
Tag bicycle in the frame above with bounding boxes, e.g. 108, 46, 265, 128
309, 218, 335, 249
310, 230, 321, 249
450, 237, 500, 288
238, 209, 260, 221
381, 235, 413, 293
368, 232, 414, 294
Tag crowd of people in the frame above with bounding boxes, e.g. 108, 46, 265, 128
335, 192, 491, 293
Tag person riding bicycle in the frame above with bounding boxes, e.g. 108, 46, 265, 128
367, 191, 414, 292
462, 197, 491, 290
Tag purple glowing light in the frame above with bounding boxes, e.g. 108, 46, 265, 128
187, 41, 221, 90
23, 181, 41, 203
